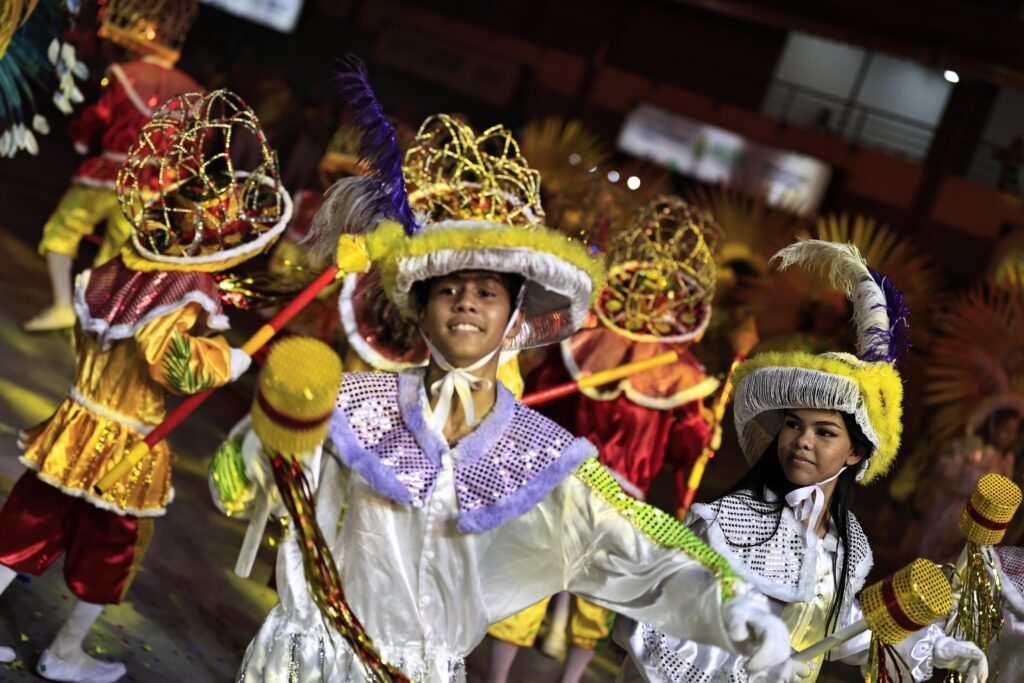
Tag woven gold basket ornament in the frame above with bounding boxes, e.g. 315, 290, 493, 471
403, 113, 544, 227
116, 89, 291, 272
596, 196, 718, 343
97, 0, 198, 63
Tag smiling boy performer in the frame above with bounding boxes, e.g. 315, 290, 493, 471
219, 62, 794, 683
25, 0, 202, 331
0, 90, 289, 682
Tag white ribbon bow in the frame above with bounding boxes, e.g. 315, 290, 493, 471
421, 296, 524, 434
424, 342, 493, 432
785, 467, 847, 545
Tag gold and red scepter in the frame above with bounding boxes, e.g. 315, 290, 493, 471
520, 351, 680, 406
947, 473, 1022, 667
676, 317, 759, 518
94, 235, 368, 495
794, 558, 953, 682
245, 336, 407, 683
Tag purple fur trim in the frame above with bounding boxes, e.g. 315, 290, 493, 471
456, 437, 597, 533
328, 410, 414, 505
450, 383, 516, 465
335, 56, 419, 236
861, 269, 911, 366
397, 371, 446, 464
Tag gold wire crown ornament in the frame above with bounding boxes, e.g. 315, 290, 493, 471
596, 196, 719, 342
97, 0, 198, 64
403, 113, 545, 227
116, 89, 291, 272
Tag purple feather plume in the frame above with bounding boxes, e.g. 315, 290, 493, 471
860, 269, 911, 366
335, 56, 419, 236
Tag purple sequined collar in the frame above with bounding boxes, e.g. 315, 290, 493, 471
330, 370, 595, 532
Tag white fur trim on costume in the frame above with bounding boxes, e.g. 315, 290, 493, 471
129, 178, 292, 268
339, 272, 426, 373
17, 461, 172, 517
732, 365, 877, 480
392, 243, 592, 349
73, 269, 230, 350
69, 388, 155, 435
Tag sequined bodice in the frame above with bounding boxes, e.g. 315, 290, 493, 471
329, 370, 596, 532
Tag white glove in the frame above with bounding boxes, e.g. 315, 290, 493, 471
932, 636, 988, 683
749, 658, 813, 683
229, 348, 252, 381
723, 593, 793, 672
0, 645, 14, 663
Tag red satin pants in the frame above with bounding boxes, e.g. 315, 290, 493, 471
0, 473, 154, 604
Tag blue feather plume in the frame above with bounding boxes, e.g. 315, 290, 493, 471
861, 269, 911, 366
335, 55, 418, 236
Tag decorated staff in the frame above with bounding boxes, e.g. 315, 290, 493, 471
221, 337, 344, 577
947, 474, 1023, 668
795, 559, 953, 681
677, 317, 760, 518
238, 337, 407, 683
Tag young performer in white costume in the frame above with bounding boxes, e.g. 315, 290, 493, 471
618, 240, 989, 683
213, 62, 797, 683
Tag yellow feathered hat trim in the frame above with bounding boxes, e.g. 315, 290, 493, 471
731, 349, 903, 485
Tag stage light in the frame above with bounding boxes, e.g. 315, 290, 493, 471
607, 170, 620, 182
944, 70, 960, 83
626, 176, 641, 190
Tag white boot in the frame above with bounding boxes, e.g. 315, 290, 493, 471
25, 252, 76, 332
37, 600, 125, 683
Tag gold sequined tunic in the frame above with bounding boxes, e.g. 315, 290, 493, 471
20, 303, 233, 516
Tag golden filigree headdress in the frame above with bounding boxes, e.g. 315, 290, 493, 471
98, 0, 198, 63
596, 196, 718, 342
306, 59, 603, 349
403, 114, 544, 227
117, 89, 291, 272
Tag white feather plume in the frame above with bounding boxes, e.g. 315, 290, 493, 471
303, 176, 395, 265
771, 239, 891, 362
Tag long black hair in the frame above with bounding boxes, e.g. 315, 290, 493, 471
723, 410, 873, 658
